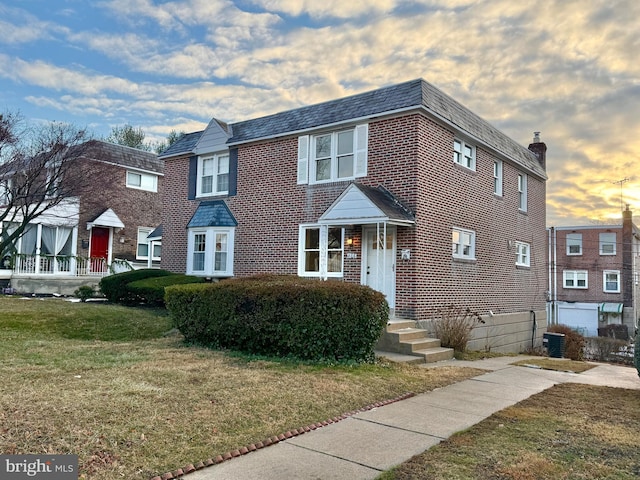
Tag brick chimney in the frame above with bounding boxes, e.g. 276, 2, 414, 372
622, 205, 633, 307
528, 131, 547, 170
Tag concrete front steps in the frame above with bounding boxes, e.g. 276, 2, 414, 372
376, 318, 454, 364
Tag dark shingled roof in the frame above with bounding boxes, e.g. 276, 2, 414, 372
162, 79, 546, 178
358, 184, 416, 224
187, 201, 237, 228
158, 131, 204, 158
82, 140, 163, 173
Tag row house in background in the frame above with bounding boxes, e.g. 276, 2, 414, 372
547, 206, 639, 337
160, 78, 548, 353
0, 140, 163, 295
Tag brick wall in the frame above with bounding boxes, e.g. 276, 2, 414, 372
76, 160, 163, 262
162, 111, 547, 323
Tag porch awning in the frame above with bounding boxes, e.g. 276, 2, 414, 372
600, 303, 623, 313
86, 208, 124, 230
146, 225, 162, 241
318, 183, 415, 226
187, 200, 237, 228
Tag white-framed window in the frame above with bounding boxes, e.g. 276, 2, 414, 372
563, 270, 588, 289
453, 139, 475, 170
136, 227, 161, 261
566, 233, 582, 255
452, 227, 476, 260
515, 241, 530, 267
186, 227, 234, 276
603, 270, 620, 293
599, 232, 616, 255
196, 153, 229, 197
493, 160, 503, 196
297, 125, 368, 185
298, 225, 344, 277
126, 170, 158, 192
518, 173, 527, 211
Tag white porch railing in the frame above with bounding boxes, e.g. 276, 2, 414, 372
13, 254, 109, 277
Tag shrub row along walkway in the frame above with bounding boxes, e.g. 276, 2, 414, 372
154, 356, 639, 480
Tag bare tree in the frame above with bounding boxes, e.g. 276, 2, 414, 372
0, 112, 93, 259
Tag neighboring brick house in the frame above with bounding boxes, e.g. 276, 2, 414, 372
547, 206, 639, 337
0, 140, 163, 294
160, 78, 548, 352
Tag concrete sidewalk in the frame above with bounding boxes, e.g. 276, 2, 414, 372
178, 357, 639, 480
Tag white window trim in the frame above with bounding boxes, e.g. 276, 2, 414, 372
299, 124, 367, 185
452, 227, 476, 260
566, 233, 583, 256
297, 224, 344, 278
126, 170, 158, 192
493, 160, 503, 196
603, 270, 620, 293
599, 233, 617, 255
453, 139, 476, 171
518, 173, 527, 212
186, 227, 235, 277
136, 227, 161, 261
515, 241, 530, 267
196, 153, 229, 197
563, 270, 588, 289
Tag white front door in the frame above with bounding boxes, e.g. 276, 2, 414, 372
363, 226, 396, 309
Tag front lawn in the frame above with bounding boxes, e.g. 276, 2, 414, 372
0, 297, 483, 479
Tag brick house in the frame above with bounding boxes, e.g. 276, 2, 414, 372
547, 206, 639, 337
0, 140, 163, 294
160, 78, 548, 353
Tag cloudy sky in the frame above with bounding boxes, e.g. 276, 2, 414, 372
0, 0, 638, 226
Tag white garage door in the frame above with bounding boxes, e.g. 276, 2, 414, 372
557, 302, 598, 337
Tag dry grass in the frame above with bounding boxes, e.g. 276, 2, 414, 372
511, 357, 597, 373
379, 383, 640, 479
0, 297, 484, 479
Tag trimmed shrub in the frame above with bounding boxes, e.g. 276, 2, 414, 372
74, 285, 95, 302
99, 268, 173, 304
127, 274, 205, 306
548, 324, 585, 361
165, 275, 388, 363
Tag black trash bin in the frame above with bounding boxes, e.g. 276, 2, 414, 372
543, 332, 565, 358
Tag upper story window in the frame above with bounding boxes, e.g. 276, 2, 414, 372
566, 233, 582, 255
563, 270, 588, 289
126, 170, 158, 192
599, 232, 616, 255
515, 241, 530, 267
518, 173, 527, 212
493, 160, 503, 196
197, 153, 229, 197
298, 225, 344, 277
452, 227, 476, 260
453, 139, 475, 170
297, 125, 368, 185
603, 270, 620, 293
0, 178, 11, 205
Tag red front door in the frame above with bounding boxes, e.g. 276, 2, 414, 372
90, 227, 109, 259
90, 227, 109, 273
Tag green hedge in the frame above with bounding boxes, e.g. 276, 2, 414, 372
99, 269, 173, 304
165, 275, 388, 362
127, 274, 205, 306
